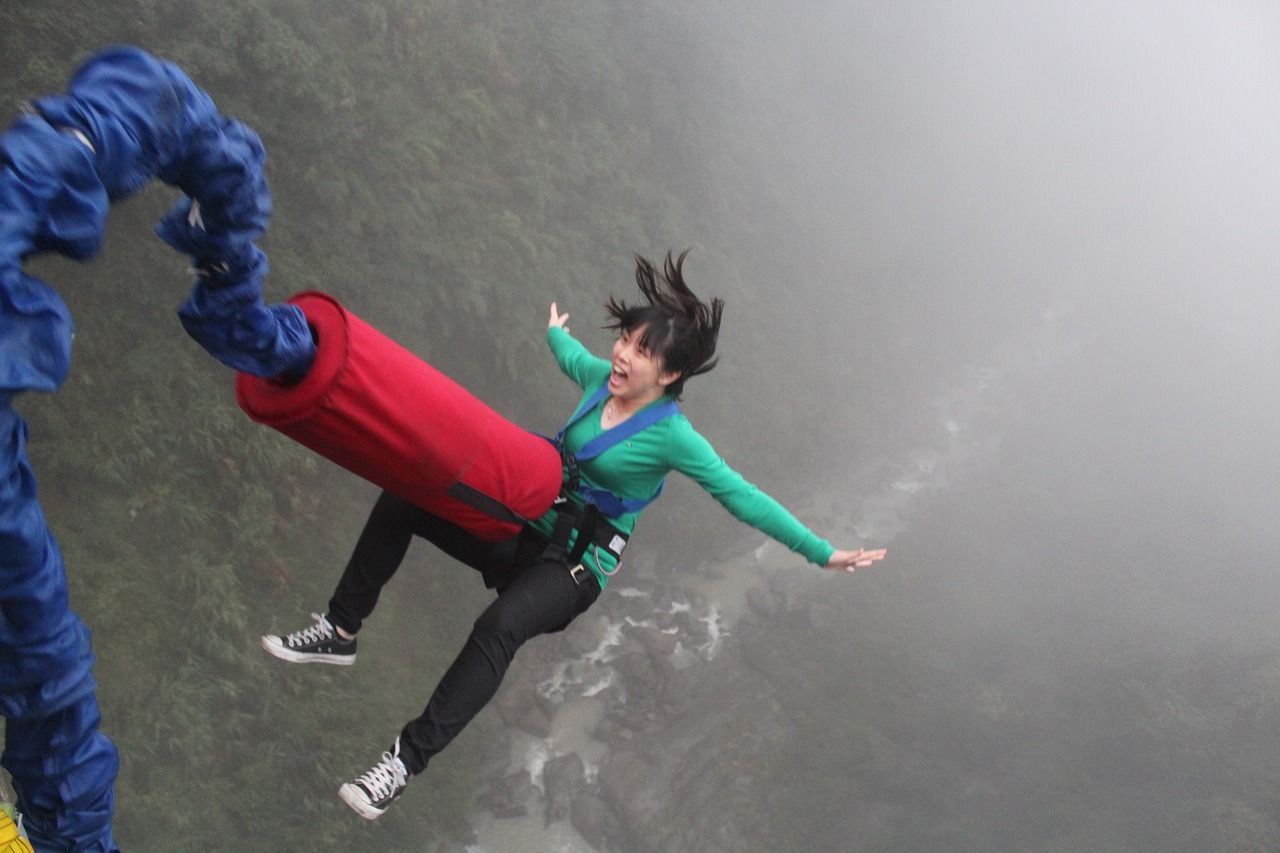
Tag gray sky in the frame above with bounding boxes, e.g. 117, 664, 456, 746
761, 0, 1280, 494
716, 1, 1280, 671
785, 0, 1280, 350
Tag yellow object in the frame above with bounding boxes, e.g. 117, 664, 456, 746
0, 809, 33, 853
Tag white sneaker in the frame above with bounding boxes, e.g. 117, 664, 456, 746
339, 737, 410, 820
260, 612, 356, 665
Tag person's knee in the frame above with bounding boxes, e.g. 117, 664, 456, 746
468, 606, 526, 670
472, 600, 520, 641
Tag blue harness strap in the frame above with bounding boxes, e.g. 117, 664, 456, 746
555, 385, 611, 444
554, 385, 680, 517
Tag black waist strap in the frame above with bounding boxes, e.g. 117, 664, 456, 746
444, 480, 529, 527
439, 440, 581, 530
443, 441, 628, 574
445, 475, 628, 567
549, 497, 628, 567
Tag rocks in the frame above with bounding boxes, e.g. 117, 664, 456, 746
631, 624, 679, 657
597, 750, 668, 849
493, 664, 553, 738
541, 752, 584, 827
477, 769, 533, 819
569, 791, 622, 852
744, 585, 779, 620
472, 568, 809, 852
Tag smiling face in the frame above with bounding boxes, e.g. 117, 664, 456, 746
608, 324, 681, 405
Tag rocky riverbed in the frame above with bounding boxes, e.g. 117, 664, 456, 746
460, 544, 831, 853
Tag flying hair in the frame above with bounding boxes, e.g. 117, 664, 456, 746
605, 249, 725, 400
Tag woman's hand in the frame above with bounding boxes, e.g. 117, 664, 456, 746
824, 548, 887, 573
549, 302, 570, 332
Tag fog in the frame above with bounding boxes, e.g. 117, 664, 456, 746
6, 1, 1280, 851
778, 6, 1280, 551
783, 0, 1280, 617
750, 4, 1280, 849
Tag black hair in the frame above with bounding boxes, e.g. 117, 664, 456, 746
604, 250, 724, 400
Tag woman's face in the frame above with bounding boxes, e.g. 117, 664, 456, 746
608, 325, 679, 402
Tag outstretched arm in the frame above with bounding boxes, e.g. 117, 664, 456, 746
545, 302, 612, 390
824, 548, 888, 573
549, 301, 569, 331
669, 421, 887, 571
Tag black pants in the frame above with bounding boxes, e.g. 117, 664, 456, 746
327, 491, 600, 775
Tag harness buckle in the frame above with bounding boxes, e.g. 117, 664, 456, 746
568, 563, 591, 585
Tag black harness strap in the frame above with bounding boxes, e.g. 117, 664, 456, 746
444, 480, 530, 527
438, 386, 663, 585
568, 503, 600, 566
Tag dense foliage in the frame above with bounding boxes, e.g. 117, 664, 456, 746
3, 1, 876, 849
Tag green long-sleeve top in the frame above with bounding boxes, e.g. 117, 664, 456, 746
528, 326, 835, 588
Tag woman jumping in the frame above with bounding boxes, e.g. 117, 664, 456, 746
259, 250, 887, 819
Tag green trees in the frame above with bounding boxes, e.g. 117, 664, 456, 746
6, 2, 836, 848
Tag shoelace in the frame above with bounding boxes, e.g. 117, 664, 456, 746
285, 613, 334, 648
353, 749, 406, 802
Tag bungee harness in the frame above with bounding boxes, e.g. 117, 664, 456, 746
233, 289, 679, 566
546, 385, 681, 583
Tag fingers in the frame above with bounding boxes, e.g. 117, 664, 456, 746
827, 547, 887, 573
853, 548, 887, 568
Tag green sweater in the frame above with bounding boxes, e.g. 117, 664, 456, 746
528, 327, 834, 587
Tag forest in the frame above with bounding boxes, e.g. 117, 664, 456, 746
5, 1, 1280, 851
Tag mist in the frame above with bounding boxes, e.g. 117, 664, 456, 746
744, 3, 1280, 850
776, 5, 1280, 584
786, 0, 1280, 624
5, 1, 1280, 851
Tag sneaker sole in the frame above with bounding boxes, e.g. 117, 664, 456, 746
259, 635, 356, 665
338, 783, 387, 820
